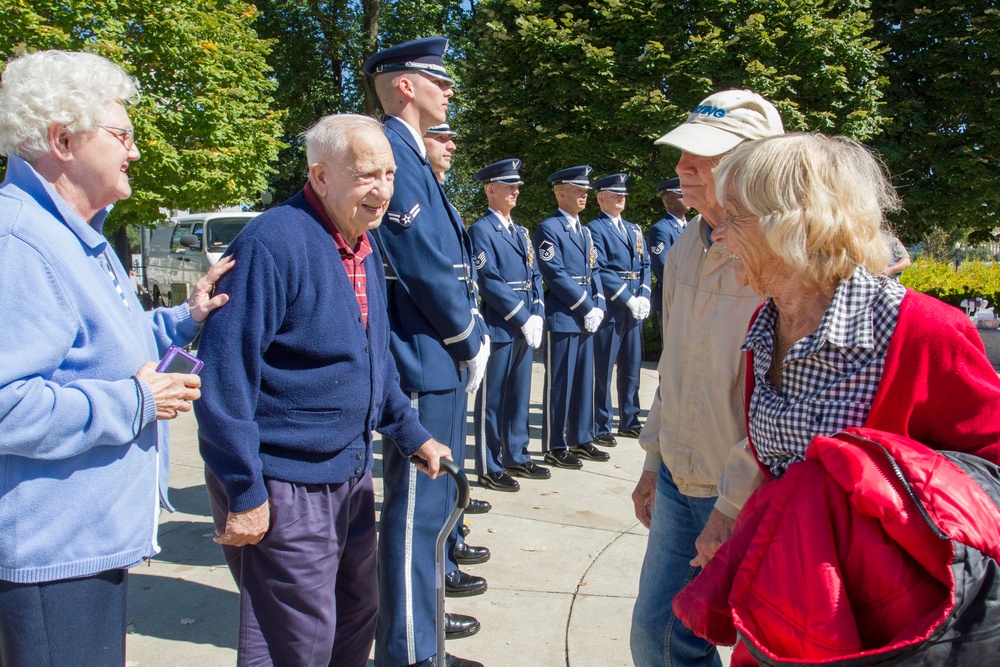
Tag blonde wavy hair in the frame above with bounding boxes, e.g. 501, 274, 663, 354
714, 133, 899, 286
0, 50, 139, 160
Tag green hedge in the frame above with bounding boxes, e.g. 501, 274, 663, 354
640, 257, 995, 361
901, 258, 1000, 308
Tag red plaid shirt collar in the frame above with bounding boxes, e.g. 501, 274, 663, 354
304, 182, 373, 326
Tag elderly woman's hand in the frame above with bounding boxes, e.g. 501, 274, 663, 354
187, 256, 235, 323
135, 361, 201, 420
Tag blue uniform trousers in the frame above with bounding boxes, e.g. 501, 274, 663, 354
542, 330, 596, 451
473, 337, 533, 474
375, 388, 467, 667
594, 317, 643, 435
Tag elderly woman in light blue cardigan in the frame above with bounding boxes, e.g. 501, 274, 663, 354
0, 50, 231, 665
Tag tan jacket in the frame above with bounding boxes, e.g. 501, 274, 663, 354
639, 216, 764, 518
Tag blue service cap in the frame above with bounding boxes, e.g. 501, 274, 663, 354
426, 123, 457, 137
547, 165, 593, 188
362, 36, 455, 85
475, 159, 523, 184
657, 177, 682, 194
592, 173, 629, 195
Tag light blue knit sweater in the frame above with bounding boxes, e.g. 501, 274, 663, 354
0, 156, 199, 583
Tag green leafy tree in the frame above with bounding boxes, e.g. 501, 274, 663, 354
871, 1, 1000, 244
253, 0, 468, 205
456, 0, 887, 228
0, 0, 285, 231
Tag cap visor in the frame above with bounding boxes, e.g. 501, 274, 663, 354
654, 123, 744, 157
421, 70, 456, 86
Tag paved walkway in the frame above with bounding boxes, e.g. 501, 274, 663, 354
124, 356, 732, 666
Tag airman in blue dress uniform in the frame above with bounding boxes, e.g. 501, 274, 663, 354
365, 37, 487, 667
648, 177, 690, 316
533, 166, 610, 469
587, 174, 651, 444
469, 159, 550, 493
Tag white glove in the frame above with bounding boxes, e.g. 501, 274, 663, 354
583, 307, 604, 333
462, 335, 491, 394
628, 296, 651, 321
520, 315, 544, 349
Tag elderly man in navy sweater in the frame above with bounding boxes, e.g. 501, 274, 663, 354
195, 114, 450, 667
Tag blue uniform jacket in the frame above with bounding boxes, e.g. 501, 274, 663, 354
648, 213, 686, 313
373, 117, 487, 392
588, 212, 651, 323
468, 211, 544, 343
533, 211, 604, 334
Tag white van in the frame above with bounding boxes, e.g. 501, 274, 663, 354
144, 212, 258, 306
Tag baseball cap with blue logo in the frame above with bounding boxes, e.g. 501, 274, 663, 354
654, 90, 784, 157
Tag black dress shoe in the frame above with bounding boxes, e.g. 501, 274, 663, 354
617, 427, 642, 438
569, 442, 611, 462
444, 570, 487, 597
444, 612, 481, 639
506, 461, 552, 479
465, 498, 492, 514
594, 433, 618, 447
477, 470, 520, 492
459, 523, 471, 538
544, 449, 583, 469
453, 542, 490, 565
408, 653, 484, 667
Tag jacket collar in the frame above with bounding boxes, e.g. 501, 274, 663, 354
3, 154, 111, 251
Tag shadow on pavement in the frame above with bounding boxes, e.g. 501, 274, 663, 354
128, 572, 239, 650
156, 520, 227, 567
168, 483, 213, 518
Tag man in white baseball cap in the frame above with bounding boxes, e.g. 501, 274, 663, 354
631, 90, 784, 667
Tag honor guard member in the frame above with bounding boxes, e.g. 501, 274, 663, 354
587, 174, 651, 445
424, 123, 457, 183
424, 124, 492, 525
365, 36, 488, 667
469, 159, 549, 492
648, 177, 690, 316
534, 166, 610, 469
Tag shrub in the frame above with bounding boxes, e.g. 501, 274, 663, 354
901, 258, 1000, 308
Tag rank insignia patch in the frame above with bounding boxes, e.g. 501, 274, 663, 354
475, 251, 487, 270
652, 242, 665, 255
387, 203, 420, 227
538, 240, 556, 262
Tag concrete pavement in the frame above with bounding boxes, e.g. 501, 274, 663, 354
124, 356, 732, 666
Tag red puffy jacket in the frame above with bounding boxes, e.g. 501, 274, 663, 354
674, 291, 1000, 665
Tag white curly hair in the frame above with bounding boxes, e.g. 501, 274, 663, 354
0, 50, 139, 160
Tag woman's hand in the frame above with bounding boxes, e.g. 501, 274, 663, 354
134, 361, 201, 420
187, 256, 235, 323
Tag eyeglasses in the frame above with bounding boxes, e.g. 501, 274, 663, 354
97, 125, 136, 150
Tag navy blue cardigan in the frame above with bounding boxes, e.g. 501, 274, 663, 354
195, 191, 431, 512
